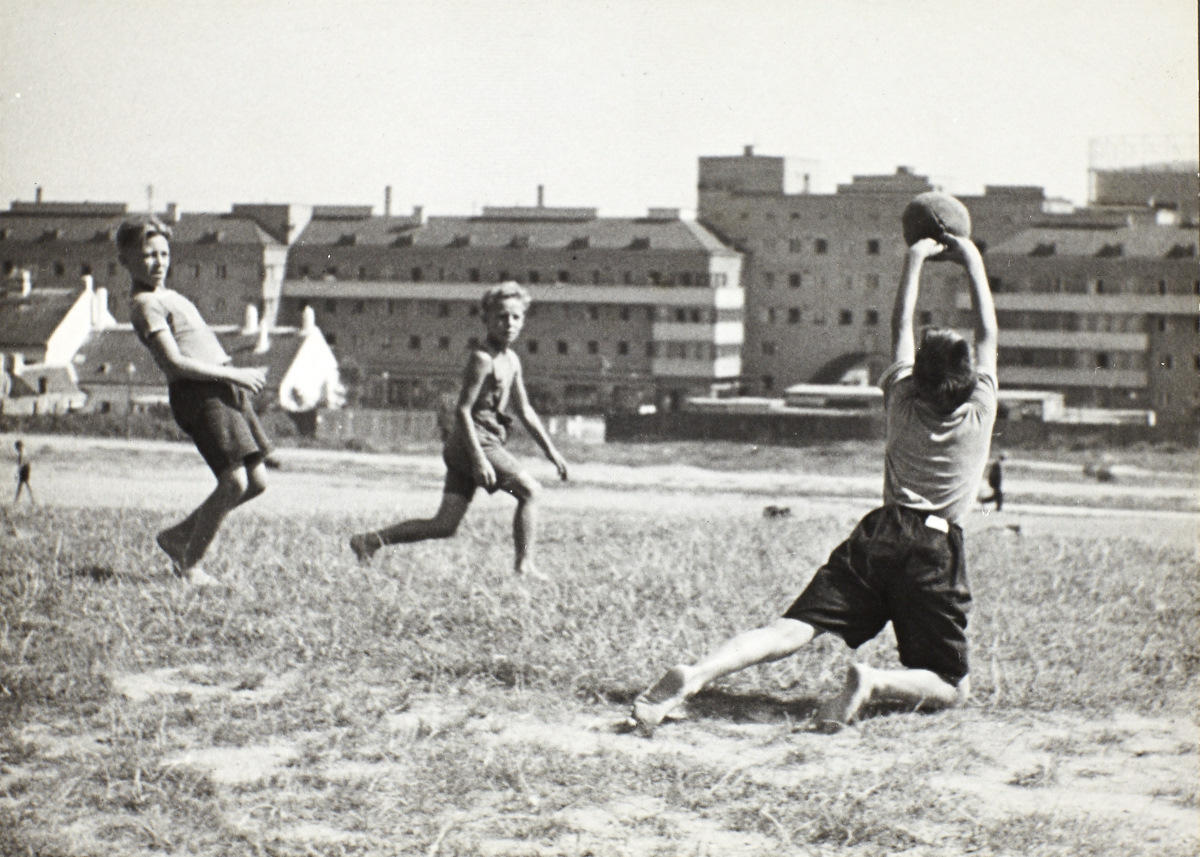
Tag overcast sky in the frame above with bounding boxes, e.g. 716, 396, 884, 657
2, 0, 1196, 217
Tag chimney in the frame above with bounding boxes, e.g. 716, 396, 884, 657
301, 304, 316, 335
92, 287, 110, 328
12, 353, 25, 375
743, 145, 754, 157
82, 273, 94, 293
35, 186, 43, 204
242, 303, 260, 334
412, 205, 423, 222
165, 202, 179, 223
255, 320, 270, 354
537, 184, 544, 207
20, 269, 32, 297
384, 185, 392, 217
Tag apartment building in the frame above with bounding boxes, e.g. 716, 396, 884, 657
696, 147, 1051, 393
985, 217, 1199, 423
279, 204, 743, 412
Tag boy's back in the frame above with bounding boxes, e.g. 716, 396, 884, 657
879, 361, 998, 524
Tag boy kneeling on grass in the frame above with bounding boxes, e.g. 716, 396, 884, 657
632, 233, 998, 735
117, 216, 271, 588
350, 281, 568, 578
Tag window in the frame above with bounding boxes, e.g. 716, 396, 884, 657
412, 267, 423, 282
592, 270, 602, 284
788, 239, 803, 253
1095, 352, 1110, 369
324, 299, 337, 314
325, 333, 336, 345
762, 272, 775, 288
587, 341, 599, 355
617, 341, 629, 356
623, 271, 634, 284
674, 308, 687, 322
409, 335, 421, 350
1160, 355, 1174, 370
1158, 279, 1168, 295
53, 262, 65, 276
619, 305, 631, 321
469, 268, 480, 283
527, 340, 539, 354
766, 308, 776, 323
107, 262, 118, 276
588, 305, 600, 320
867, 239, 880, 255
217, 264, 227, 279
1156, 317, 1167, 332
815, 239, 828, 254
352, 300, 365, 314
358, 266, 368, 280
387, 299, 397, 315
865, 309, 880, 326
191, 264, 201, 277
299, 264, 311, 277
645, 342, 656, 358
919, 311, 933, 325
866, 274, 880, 290
438, 303, 450, 317
839, 309, 853, 325
557, 270, 570, 283
788, 308, 800, 324
761, 341, 776, 355
498, 270, 510, 282
557, 340, 568, 355
528, 270, 540, 283
381, 334, 392, 349
438, 336, 450, 350
789, 273, 801, 288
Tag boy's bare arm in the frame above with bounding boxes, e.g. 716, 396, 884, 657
455, 350, 494, 481
511, 361, 568, 480
892, 238, 943, 364
147, 331, 266, 393
944, 235, 998, 377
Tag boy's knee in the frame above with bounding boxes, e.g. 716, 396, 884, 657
216, 467, 249, 499
511, 474, 540, 502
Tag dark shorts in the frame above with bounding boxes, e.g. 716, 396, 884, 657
441, 429, 526, 499
783, 505, 971, 685
168, 380, 272, 476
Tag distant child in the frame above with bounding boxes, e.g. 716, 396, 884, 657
979, 452, 1006, 511
116, 216, 271, 587
13, 440, 34, 504
350, 281, 569, 577
631, 233, 998, 735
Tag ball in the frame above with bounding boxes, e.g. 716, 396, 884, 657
901, 191, 972, 247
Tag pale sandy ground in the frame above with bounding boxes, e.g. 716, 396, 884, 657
4, 432, 1196, 549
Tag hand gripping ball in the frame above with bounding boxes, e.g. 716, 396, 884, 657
901, 191, 972, 246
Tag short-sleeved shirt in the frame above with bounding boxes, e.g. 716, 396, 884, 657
878, 361, 998, 524
130, 288, 229, 382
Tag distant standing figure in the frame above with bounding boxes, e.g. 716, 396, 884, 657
13, 440, 34, 505
349, 282, 569, 577
980, 452, 1006, 511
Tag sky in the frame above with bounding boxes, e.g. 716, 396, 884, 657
1, 0, 1196, 218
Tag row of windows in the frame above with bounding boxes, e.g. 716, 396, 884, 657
320, 299, 736, 324
2, 259, 247, 281
760, 272, 883, 289
297, 263, 730, 288
328, 332, 729, 361
994, 276, 1200, 296
759, 307, 920, 326
756, 238, 881, 255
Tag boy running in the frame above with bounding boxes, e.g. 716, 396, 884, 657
350, 282, 568, 577
117, 216, 271, 587
632, 233, 998, 735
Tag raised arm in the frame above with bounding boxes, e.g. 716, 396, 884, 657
146, 330, 266, 394
943, 234, 998, 378
510, 357, 568, 481
892, 238, 944, 364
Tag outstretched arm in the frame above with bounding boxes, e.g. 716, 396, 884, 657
456, 350, 496, 489
511, 360, 568, 481
942, 235, 997, 378
146, 331, 266, 393
892, 238, 944, 364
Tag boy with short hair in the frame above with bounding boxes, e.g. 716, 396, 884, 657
117, 216, 271, 587
632, 233, 998, 735
350, 281, 568, 576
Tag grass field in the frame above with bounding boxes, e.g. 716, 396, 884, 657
1, 439, 1197, 856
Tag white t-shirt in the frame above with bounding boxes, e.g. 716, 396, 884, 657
878, 361, 998, 524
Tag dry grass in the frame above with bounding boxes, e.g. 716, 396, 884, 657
0, 448, 1196, 856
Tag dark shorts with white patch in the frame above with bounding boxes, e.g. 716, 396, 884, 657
441, 427, 526, 499
783, 505, 971, 685
168, 380, 272, 476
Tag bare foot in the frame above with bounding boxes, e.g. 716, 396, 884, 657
816, 663, 874, 733
156, 529, 187, 566
349, 532, 382, 564
631, 666, 690, 737
514, 561, 550, 582
176, 565, 223, 589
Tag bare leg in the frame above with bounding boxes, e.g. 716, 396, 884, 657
632, 618, 818, 736
817, 663, 969, 732
177, 465, 250, 578
504, 474, 541, 577
351, 492, 471, 562
159, 459, 267, 564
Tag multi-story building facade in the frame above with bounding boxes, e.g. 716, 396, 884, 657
696, 146, 1050, 393
279, 204, 743, 412
985, 215, 1199, 424
0, 198, 294, 330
